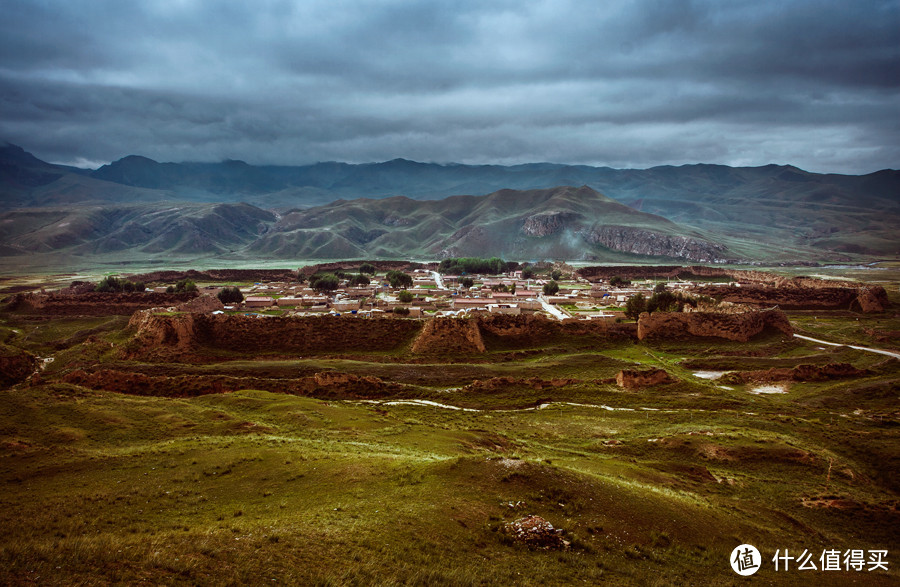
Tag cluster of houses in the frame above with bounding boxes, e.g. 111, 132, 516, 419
154, 269, 702, 321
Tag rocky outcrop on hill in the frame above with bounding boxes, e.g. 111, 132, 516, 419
721, 363, 870, 384
0, 344, 38, 388
411, 317, 485, 354
10, 291, 197, 316
616, 368, 675, 389
637, 309, 793, 342
579, 227, 726, 262
521, 211, 581, 237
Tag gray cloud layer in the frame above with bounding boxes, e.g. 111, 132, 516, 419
1, 0, 897, 173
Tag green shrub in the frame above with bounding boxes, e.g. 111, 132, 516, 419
347, 274, 371, 287
217, 286, 244, 304
398, 290, 414, 303
624, 293, 646, 320
386, 270, 413, 289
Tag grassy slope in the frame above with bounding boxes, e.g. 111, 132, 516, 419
0, 306, 898, 584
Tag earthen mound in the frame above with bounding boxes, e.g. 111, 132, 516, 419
721, 363, 870, 384
616, 368, 674, 389
502, 515, 570, 550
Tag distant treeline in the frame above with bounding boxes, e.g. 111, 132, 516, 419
438, 257, 519, 275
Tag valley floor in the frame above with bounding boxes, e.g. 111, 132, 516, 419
0, 276, 898, 585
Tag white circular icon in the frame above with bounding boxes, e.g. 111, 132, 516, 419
730, 544, 761, 576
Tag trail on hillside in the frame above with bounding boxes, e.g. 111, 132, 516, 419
793, 333, 900, 360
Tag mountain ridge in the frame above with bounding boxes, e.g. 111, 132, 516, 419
1, 143, 898, 263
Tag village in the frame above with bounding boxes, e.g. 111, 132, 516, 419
162, 265, 705, 321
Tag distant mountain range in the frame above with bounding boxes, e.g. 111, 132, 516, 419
1, 142, 898, 266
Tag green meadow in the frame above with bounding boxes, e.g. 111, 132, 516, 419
0, 283, 898, 584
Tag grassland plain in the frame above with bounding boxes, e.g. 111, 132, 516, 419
0, 275, 899, 584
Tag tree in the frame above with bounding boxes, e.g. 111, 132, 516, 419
460, 277, 474, 289
647, 290, 677, 314
347, 274, 371, 287
609, 276, 630, 287
521, 266, 535, 279
386, 270, 413, 289
398, 290, 414, 303
359, 263, 376, 275
550, 269, 563, 281
624, 293, 646, 320
542, 280, 559, 295
309, 273, 339, 292
217, 286, 244, 304
166, 279, 197, 294
393, 306, 410, 315
654, 282, 668, 293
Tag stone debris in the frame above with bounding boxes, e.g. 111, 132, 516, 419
502, 515, 570, 550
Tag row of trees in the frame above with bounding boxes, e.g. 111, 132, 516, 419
623, 284, 710, 320
95, 276, 145, 293
438, 257, 515, 275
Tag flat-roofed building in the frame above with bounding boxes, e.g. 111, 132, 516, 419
245, 296, 275, 308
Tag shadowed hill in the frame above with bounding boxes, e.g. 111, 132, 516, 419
2, 144, 898, 260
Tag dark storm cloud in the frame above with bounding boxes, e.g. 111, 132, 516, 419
1, 0, 897, 173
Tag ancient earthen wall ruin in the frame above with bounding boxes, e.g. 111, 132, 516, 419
127, 311, 425, 357
637, 308, 793, 342
10, 291, 198, 316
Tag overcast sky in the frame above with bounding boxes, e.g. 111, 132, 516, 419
1, 0, 897, 173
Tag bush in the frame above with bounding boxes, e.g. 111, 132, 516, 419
347, 274, 371, 287
653, 282, 667, 293
550, 269, 563, 281
166, 279, 198, 294
386, 270, 413, 289
459, 277, 474, 289
624, 293, 646, 320
217, 286, 244, 304
609, 276, 631, 287
393, 306, 410, 315
398, 290, 414, 303
521, 267, 535, 279
542, 280, 559, 295
359, 263, 376, 275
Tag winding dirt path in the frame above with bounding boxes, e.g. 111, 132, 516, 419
793, 334, 900, 360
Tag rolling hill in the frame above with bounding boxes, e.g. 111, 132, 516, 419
1, 143, 897, 266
